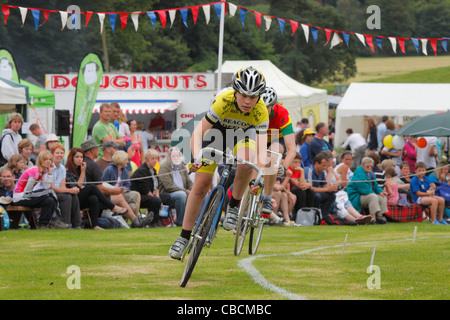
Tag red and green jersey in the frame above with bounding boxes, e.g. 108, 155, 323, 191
268, 104, 294, 142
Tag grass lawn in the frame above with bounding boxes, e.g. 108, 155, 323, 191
0, 222, 448, 300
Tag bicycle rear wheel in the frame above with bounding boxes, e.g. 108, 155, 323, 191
234, 188, 253, 256
180, 189, 223, 287
248, 194, 265, 255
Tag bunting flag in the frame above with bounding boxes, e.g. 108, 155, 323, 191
0, 1, 448, 56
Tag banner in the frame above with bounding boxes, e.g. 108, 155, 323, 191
301, 104, 321, 130
71, 53, 104, 148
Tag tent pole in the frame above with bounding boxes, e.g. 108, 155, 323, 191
217, 1, 225, 92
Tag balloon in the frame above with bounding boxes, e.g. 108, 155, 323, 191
392, 135, 405, 150
417, 137, 427, 148
383, 135, 393, 149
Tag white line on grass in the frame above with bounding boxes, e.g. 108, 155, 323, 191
238, 235, 450, 300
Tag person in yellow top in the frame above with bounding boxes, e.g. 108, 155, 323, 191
170, 66, 269, 260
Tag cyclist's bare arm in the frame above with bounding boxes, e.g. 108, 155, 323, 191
190, 117, 213, 172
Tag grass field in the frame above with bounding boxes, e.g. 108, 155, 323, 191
0, 222, 448, 300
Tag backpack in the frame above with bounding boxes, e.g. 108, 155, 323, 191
295, 207, 321, 226
435, 182, 450, 206
0, 133, 13, 167
321, 213, 349, 226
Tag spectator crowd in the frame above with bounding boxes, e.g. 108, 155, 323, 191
0, 107, 449, 230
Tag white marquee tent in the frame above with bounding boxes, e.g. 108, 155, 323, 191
335, 82, 450, 146
218, 60, 328, 129
0, 77, 29, 114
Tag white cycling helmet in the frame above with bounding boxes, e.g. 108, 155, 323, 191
261, 86, 277, 107
232, 66, 266, 97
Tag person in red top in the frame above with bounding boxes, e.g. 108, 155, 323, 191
260, 86, 297, 222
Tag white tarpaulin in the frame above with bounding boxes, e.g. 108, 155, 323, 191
93, 99, 180, 114
0, 77, 29, 114
217, 60, 328, 128
335, 82, 450, 146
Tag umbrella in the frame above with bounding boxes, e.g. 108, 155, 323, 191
395, 111, 450, 137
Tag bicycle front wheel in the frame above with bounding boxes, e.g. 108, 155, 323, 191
180, 189, 223, 287
234, 187, 253, 256
248, 194, 265, 255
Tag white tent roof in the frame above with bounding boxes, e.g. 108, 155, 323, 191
337, 83, 450, 117
0, 78, 29, 114
218, 60, 328, 125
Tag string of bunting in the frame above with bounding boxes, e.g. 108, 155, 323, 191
1, 1, 448, 55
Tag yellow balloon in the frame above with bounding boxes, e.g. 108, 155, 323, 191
383, 135, 393, 149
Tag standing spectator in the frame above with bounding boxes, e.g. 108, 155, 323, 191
299, 128, 315, 168
341, 128, 367, 169
416, 136, 439, 176
158, 147, 192, 226
29, 123, 47, 161
50, 142, 82, 229
127, 119, 144, 167
384, 120, 396, 138
294, 118, 309, 134
403, 136, 418, 173
381, 142, 402, 176
328, 115, 335, 148
149, 112, 166, 131
304, 153, 338, 218
366, 118, 378, 151
346, 157, 388, 224
377, 115, 388, 149
309, 122, 336, 161
44, 134, 60, 151
135, 122, 153, 153
117, 111, 130, 138
1, 112, 23, 163
18, 139, 35, 170
92, 103, 125, 160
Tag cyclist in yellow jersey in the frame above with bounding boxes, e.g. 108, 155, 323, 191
260, 86, 297, 225
170, 66, 269, 260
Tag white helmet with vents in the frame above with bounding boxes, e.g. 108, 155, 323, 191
261, 86, 277, 107
232, 66, 266, 97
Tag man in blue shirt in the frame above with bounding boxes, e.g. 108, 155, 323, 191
0, 168, 15, 198
309, 122, 336, 161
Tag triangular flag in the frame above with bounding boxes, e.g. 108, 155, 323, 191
40, 10, 50, 27
411, 38, 420, 53
169, 10, 176, 28
240, 8, 246, 26
202, 5, 210, 25
191, 7, 199, 25
311, 27, 318, 43
389, 37, 397, 54
120, 13, 128, 30
180, 8, 188, 28
355, 33, 366, 46
277, 18, 285, 35
2, 5, 10, 24
98, 13, 105, 33
131, 12, 139, 31
147, 11, 156, 29
109, 13, 117, 33
85, 11, 93, 27
324, 28, 332, 45
31, 9, 40, 30
421, 39, 428, 56
398, 38, 406, 54
330, 32, 343, 49
228, 3, 237, 17
19, 7, 27, 27
342, 32, 350, 47
264, 16, 272, 31
430, 39, 437, 56
441, 39, 447, 52
365, 34, 374, 52
375, 37, 383, 50
60, 11, 68, 30
157, 10, 166, 29
301, 24, 309, 43
214, 3, 222, 20
290, 20, 298, 35
254, 11, 261, 28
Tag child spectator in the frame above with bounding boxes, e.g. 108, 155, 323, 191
384, 167, 399, 206
6, 154, 24, 180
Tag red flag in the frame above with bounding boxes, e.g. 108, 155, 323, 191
365, 34, 374, 52
324, 28, 332, 45
430, 39, 437, 56
40, 10, 50, 27
85, 11, 93, 27
2, 5, 9, 24
191, 6, 199, 24
290, 20, 298, 35
156, 10, 166, 29
398, 38, 406, 54
120, 13, 128, 30
254, 11, 261, 28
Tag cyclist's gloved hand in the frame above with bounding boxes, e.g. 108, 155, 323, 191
277, 165, 286, 176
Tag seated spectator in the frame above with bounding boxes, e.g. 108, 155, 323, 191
127, 119, 144, 167
44, 134, 60, 151
346, 157, 388, 224
50, 142, 82, 229
410, 162, 447, 225
131, 149, 171, 227
428, 162, 449, 185
366, 150, 386, 190
18, 139, 35, 170
304, 153, 337, 218
158, 147, 192, 226
81, 139, 151, 228
13, 151, 68, 229
5, 154, 24, 180
397, 161, 412, 189
299, 128, 315, 168
65, 148, 127, 230
0, 113, 23, 164
96, 140, 119, 174
0, 168, 15, 198
102, 150, 152, 228
271, 173, 297, 226
29, 123, 47, 161
288, 153, 314, 217
384, 167, 399, 206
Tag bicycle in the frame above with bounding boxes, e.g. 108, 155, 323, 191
179, 147, 262, 287
234, 150, 282, 256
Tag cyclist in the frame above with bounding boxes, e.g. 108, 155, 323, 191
169, 66, 269, 260
259, 86, 297, 221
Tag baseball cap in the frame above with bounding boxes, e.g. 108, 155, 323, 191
303, 128, 316, 136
